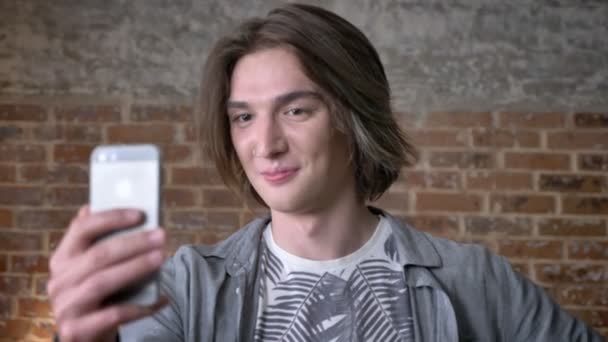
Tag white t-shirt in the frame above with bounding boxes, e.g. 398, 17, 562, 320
254, 216, 415, 342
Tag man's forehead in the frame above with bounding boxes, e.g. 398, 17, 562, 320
228, 48, 318, 102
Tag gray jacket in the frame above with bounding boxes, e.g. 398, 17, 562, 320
121, 209, 602, 341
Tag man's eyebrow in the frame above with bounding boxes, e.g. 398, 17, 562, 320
275, 90, 322, 105
226, 90, 323, 110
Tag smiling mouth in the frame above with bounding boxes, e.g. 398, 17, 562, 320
261, 168, 298, 184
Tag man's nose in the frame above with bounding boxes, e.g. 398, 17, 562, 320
253, 116, 287, 158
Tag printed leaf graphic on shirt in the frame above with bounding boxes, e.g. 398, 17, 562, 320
255, 243, 414, 342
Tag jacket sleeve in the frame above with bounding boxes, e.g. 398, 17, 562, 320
118, 256, 184, 342
498, 256, 603, 341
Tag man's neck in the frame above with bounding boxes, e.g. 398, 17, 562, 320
269, 193, 379, 261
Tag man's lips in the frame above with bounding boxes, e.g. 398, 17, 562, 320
260, 168, 298, 183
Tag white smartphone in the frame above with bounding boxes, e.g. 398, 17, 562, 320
90, 144, 161, 307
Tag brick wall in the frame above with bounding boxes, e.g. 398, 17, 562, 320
0, 103, 607, 340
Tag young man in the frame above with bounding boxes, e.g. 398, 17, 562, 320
48, 4, 601, 341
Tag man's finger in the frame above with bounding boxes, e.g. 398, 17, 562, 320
53, 249, 165, 323
58, 297, 168, 342
57, 208, 144, 259
48, 229, 165, 299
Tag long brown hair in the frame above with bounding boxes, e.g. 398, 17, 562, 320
198, 3, 417, 205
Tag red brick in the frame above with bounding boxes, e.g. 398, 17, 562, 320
539, 174, 606, 193
424, 112, 492, 127
491, 194, 555, 214
568, 241, 608, 260
34, 276, 48, 296
129, 105, 193, 122
0, 318, 31, 339
30, 125, 64, 141
507, 262, 530, 277
370, 191, 409, 212
401, 215, 460, 238
0, 186, 45, 205
34, 124, 101, 143
171, 166, 221, 185
463, 237, 496, 252
499, 112, 565, 128
0, 255, 7, 273
396, 170, 423, 188
165, 231, 197, 254
416, 192, 482, 212
466, 171, 532, 190
206, 210, 241, 231
553, 285, 608, 306
17, 298, 51, 318
0, 144, 46, 163
55, 105, 121, 122
426, 171, 462, 189
504, 152, 570, 170
168, 210, 206, 230
0, 294, 13, 318
538, 218, 606, 237
574, 112, 608, 128
579, 154, 608, 171
242, 209, 269, 225
64, 125, 103, 142
19, 164, 88, 184
472, 129, 540, 148
16, 209, 75, 230
28, 320, 55, 340
548, 131, 608, 150
164, 188, 197, 208
162, 144, 194, 163
53, 144, 95, 163
0, 275, 31, 296
185, 125, 197, 142
107, 124, 176, 143
0, 164, 16, 182
535, 263, 607, 284
0, 125, 25, 141
198, 231, 233, 245
570, 309, 608, 328
498, 239, 563, 259
408, 129, 467, 148
398, 170, 461, 189
203, 189, 242, 208
0, 104, 47, 121
0, 209, 13, 228
464, 216, 532, 236
168, 210, 240, 232
47, 186, 88, 206
10, 255, 49, 273
562, 197, 608, 215
428, 151, 494, 169
49, 231, 64, 251
0, 232, 43, 251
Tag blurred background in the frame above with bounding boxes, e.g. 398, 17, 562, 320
0, 0, 607, 340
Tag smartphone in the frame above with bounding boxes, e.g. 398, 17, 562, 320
90, 144, 161, 307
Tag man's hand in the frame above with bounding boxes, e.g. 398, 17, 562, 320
48, 205, 168, 342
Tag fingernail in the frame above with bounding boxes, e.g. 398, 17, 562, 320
148, 230, 165, 244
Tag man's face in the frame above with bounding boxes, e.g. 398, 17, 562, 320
228, 47, 355, 214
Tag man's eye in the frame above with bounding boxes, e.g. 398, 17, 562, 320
232, 113, 252, 122
285, 108, 305, 116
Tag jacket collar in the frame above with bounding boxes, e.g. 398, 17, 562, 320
222, 207, 442, 276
